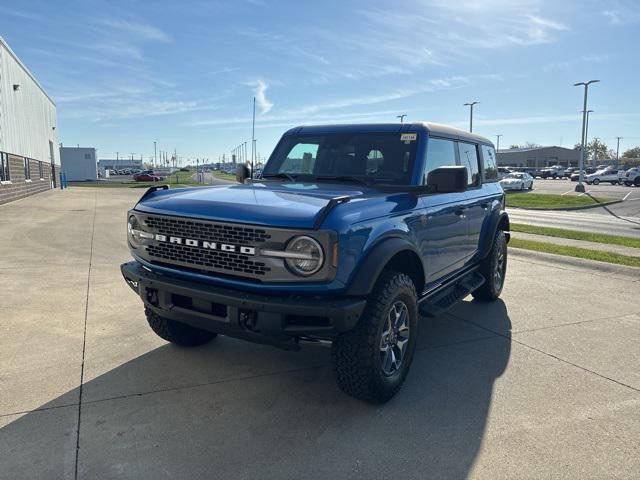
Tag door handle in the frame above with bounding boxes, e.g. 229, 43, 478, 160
455, 207, 468, 216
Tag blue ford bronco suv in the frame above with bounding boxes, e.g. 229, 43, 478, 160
121, 122, 509, 403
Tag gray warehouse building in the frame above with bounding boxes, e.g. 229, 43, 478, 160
497, 146, 580, 169
60, 146, 98, 181
0, 37, 59, 205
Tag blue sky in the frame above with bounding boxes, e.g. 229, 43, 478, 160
1, 0, 639, 162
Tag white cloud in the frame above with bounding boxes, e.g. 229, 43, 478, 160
251, 80, 274, 114
602, 1, 640, 25
100, 19, 171, 43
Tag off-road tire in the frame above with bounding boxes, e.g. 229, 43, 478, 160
332, 271, 418, 403
473, 230, 507, 302
145, 307, 217, 346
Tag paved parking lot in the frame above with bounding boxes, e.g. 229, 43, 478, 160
1, 188, 639, 479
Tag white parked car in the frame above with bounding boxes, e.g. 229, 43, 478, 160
585, 169, 624, 185
499, 172, 534, 191
622, 167, 640, 187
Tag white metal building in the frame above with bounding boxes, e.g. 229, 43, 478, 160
0, 36, 59, 204
60, 146, 97, 181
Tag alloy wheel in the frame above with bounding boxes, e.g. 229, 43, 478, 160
379, 301, 410, 376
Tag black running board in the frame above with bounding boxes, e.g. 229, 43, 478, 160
418, 269, 485, 317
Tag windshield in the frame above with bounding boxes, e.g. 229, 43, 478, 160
505, 173, 524, 179
263, 133, 418, 185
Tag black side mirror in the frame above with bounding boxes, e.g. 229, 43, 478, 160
235, 165, 250, 184
426, 166, 467, 193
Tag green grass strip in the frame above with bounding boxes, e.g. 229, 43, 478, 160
505, 193, 613, 209
511, 223, 640, 249
510, 238, 640, 268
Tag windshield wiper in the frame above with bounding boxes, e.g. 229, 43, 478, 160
262, 172, 297, 182
314, 175, 373, 186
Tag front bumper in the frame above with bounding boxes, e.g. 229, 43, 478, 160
121, 261, 366, 350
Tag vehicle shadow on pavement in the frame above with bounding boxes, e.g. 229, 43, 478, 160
0, 300, 511, 480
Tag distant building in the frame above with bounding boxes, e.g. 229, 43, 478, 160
497, 146, 580, 169
97, 159, 143, 171
60, 147, 97, 181
0, 37, 59, 205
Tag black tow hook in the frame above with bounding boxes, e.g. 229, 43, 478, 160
146, 288, 159, 307
239, 309, 259, 332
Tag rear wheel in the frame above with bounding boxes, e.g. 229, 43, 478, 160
332, 271, 418, 403
145, 307, 217, 346
592, 178, 600, 185
473, 230, 507, 302
635, 178, 640, 187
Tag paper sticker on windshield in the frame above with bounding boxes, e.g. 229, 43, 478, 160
401, 133, 417, 142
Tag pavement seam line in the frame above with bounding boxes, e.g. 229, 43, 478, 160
449, 313, 640, 393
74, 191, 97, 480
512, 313, 638, 334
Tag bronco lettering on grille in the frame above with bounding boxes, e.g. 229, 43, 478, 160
153, 234, 255, 255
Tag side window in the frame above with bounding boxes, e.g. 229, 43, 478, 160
23, 157, 31, 180
281, 143, 318, 174
39, 161, 44, 179
458, 142, 480, 187
423, 137, 457, 184
0, 152, 10, 181
481, 145, 498, 181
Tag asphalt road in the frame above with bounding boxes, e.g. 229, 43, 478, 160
1, 187, 639, 479
508, 208, 640, 237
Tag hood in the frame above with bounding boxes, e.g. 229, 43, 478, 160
134, 182, 379, 229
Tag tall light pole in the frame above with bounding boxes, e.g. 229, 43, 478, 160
496, 134, 503, 152
574, 80, 599, 192
153, 141, 157, 168
584, 110, 593, 167
615, 136, 623, 162
464, 101, 479, 132
397, 114, 407, 124
251, 97, 256, 179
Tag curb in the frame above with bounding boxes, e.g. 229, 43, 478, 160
509, 247, 640, 278
507, 199, 622, 211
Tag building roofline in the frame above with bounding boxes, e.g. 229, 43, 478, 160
0, 36, 56, 106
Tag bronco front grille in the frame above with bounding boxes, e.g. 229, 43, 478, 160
144, 216, 271, 245
146, 243, 270, 276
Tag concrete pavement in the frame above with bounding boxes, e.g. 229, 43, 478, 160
1, 187, 639, 479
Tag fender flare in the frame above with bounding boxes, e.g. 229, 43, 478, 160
346, 237, 423, 297
478, 210, 510, 260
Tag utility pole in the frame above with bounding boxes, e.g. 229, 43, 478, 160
615, 136, 623, 162
574, 80, 599, 192
397, 114, 407, 124
251, 97, 256, 179
464, 101, 479, 132
584, 110, 593, 166
496, 134, 503, 152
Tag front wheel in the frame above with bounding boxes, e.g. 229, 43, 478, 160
332, 271, 418, 403
145, 308, 217, 346
592, 178, 600, 185
528, 181, 533, 190
473, 230, 507, 302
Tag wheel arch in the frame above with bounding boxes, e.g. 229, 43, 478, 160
477, 210, 510, 260
346, 238, 425, 297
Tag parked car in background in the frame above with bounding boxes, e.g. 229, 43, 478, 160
570, 170, 587, 182
513, 167, 541, 178
499, 172, 534, 191
623, 167, 640, 187
585, 169, 624, 185
133, 172, 162, 182
540, 165, 565, 179
563, 167, 578, 178
497, 167, 513, 179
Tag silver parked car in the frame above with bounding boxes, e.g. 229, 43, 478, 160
499, 172, 534, 191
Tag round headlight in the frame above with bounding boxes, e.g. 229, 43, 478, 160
127, 215, 153, 247
285, 236, 324, 276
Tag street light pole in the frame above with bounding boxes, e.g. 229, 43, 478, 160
397, 114, 407, 124
584, 110, 593, 167
464, 101, 479, 132
153, 141, 157, 168
574, 80, 599, 192
496, 134, 502, 152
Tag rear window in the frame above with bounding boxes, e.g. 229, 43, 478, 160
481, 145, 498, 182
